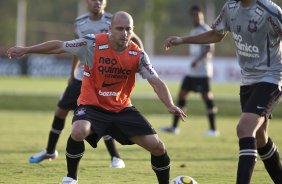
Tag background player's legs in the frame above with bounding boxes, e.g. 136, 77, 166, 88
29, 108, 68, 163
256, 120, 282, 183
201, 91, 219, 137
47, 108, 69, 154
130, 134, 170, 184
103, 135, 125, 168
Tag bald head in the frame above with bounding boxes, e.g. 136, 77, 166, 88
111, 11, 133, 26
109, 11, 134, 51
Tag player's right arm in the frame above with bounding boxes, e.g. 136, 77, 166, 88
7, 40, 64, 58
164, 30, 225, 50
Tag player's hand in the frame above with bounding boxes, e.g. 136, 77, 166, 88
164, 36, 183, 51
168, 105, 187, 121
6, 46, 27, 59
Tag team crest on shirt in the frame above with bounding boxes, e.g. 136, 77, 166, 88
248, 20, 257, 33
75, 108, 86, 116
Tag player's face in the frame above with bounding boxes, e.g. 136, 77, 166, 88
87, 0, 107, 14
191, 10, 204, 26
110, 18, 133, 49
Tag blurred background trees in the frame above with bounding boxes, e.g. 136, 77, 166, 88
0, 0, 281, 56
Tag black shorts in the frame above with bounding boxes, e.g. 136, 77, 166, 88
240, 82, 282, 118
181, 76, 210, 92
72, 105, 156, 147
58, 78, 82, 110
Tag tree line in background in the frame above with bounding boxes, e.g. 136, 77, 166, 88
0, 0, 281, 56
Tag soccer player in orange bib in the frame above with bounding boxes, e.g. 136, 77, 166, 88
7, 11, 186, 184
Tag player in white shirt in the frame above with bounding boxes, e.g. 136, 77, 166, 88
161, 5, 219, 137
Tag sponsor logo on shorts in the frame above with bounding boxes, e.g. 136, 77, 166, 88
256, 105, 266, 110
75, 108, 86, 116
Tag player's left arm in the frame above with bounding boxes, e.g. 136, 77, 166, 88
138, 52, 186, 121
147, 76, 187, 121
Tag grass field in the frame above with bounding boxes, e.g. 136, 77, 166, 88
0, 77, 281, 184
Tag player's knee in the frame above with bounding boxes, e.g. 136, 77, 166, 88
151, 140, 166, 156
236, 123, 244, 138
236, 122, 253, 138
71, 122, 91, 141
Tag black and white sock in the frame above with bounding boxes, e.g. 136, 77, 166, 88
66, 136, 84, 180
236, 137, 257, 184
46, 116, 65, 154
258, 138, 282, 184
151, 152, 170, 184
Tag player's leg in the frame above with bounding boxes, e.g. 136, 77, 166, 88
236, 113, 264, 184
29, 79, 81, 163
201, 90, 219, 137
113, 107, 169, 184
63, 119, 92, 183
130, 134, 170, 184
256, 117, 282, 183
28, 108, 68, 163
103, 135, 125, 168
236, 83, 282, 184
47, 108, 69, 152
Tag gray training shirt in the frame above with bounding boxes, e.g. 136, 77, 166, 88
212, 0, 282, 86
73, 12, 112, 80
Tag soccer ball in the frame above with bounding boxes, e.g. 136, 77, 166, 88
171, 175, 198, 184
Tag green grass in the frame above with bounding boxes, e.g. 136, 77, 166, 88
0, 111, 281, 183
0, 77, 282, 183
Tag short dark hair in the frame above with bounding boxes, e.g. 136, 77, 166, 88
190, 5, 201, 14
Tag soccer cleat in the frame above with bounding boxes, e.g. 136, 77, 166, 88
159, 126, 180, 134
29, 149, 58, 163
202, 129, 220, 137
110, 156, 125, 168
61, 177, 78, 184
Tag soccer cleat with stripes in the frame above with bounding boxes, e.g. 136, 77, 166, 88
29, 149, 58, 163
